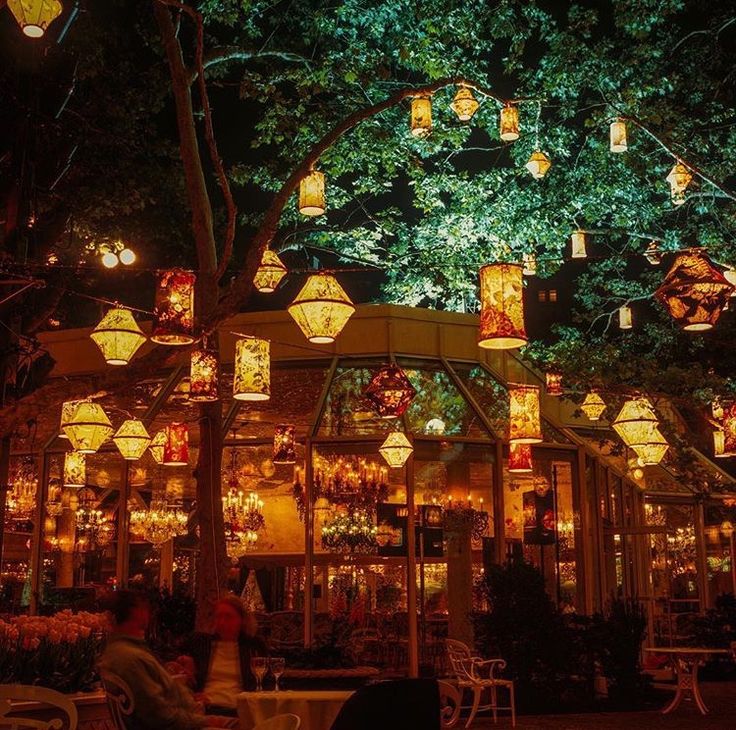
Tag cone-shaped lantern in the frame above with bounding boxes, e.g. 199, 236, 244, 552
233, 337, 270, 401
499, 104, 520, 141
525, 150, 551, 178
273, 424, 296, 465
113, 419, 151, 461
478, 263, 527, 349
508, 443, 533, 473
298, 170, 325, 216
545, 372, 563, 397
580, 392, 606, 421
571, 230, 587, 259
410, 96, 432, 138
379, 431, 413, 468
63, 451, 86, 488
655, 250, 733, 331
151, 269, 195, 345
632, 427, 669, 466
254, 250, 288, 293
59, 399, 84, 440
450, 85, 479, 121
612, 397, 658, 447
509, 385, 542, 444
364, 364, 417, 419
163, 423, 189, 466
149, 430, 166, 465
723, 405, 736, 456
189, 348, 219, 402
90, 307, 146, 366
63, 402, 113, 454
609, 120, 627, 152
288, 273, 355, 344
8, 0, 62, 38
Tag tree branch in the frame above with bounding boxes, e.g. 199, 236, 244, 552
189, 47, 311, 85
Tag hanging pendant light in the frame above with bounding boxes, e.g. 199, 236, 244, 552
571, 230, 587, 259
7, 0, 62, 38
189, 348, 219, 402
63, 402, 113, 454
450, 85, 479, 121
410, 96, 432, 138
632, 427, 669, 466
609, 119, 627, 152
287, 273, 355, 344
525, 150, 551, 179
645, 241, 663, 266
619, 305, 633, 330
151, 269, 196, 345
298, 170, 325, 216
90, 307, 146, 366
379, 431, 413, 468
713, 430, 733, 458
545, 372, 563, 397
113, 419, 152, 461
509, 384, 542, 444
163, 423, 189, 466
666, 162, 692, 206
723, 405, 736, 456
149, 430, 166, 464
364, 364, 417, 419
233, 337, 270, 401
63, 451, 86, 488
478, 263, 527, 349
273, 424, 296, 465
655, 250, 733, 331
522, 253, 537, 276
580, 392, 606, 421
499, 104, 520, 141
254, 249, 288, 293
612, 397, 658, 447
508, 443, 533, 473
59, 399, 84, 440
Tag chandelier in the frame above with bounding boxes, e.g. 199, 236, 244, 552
129, 496, 188, 547
226, 529, 258, 560
221, 448, 266, 534
425, 493, 489, 542
5, 458, 38, 528
321, 508, 378, 553
75, 491, 115, 551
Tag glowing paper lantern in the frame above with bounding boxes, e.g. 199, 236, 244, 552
723, 406, 736, 456
298, 170, 325, 216
580, 392, 606, 421
364, 364, 417, 419
478, 263, 527, 349
273, 424, 296, 465
7, 0, 62, 38
254, 250, 288, 293
632, 427, 669, 466
151, 269, 195, 345
287, 273, 355, 344
525, 150, 551, 179
163, 423, 189, 466
90, 307, 146, 366
508, 443, 533, 473
655, 250, 734, 331
499, 104, 520, 141
113, 419, 152, 461
63, 451, 86, 488
59, 399, 84, 440
63, 402, 113, 454
189, 348, 219, 402
522, 253, 537, 276
571, 230, 587, 259
450, 85, 479, 121
379, 431, 413, 468
713, 430, 732, 458
410, 96, 432, 138
666, 162, 692, 205
509, 384, 542, 444
233, 337, 270, 401
723, 268, 736, 296
149, 430, 166, 464
609, 120, 627, 152
619, 305, 633, 330
612, 397, 658, 447
545, 372, 563, 397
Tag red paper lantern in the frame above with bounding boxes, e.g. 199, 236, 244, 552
163, 423, 189, 466
190, 348, 219, 402
152, 269, 196, 345
508, 443, 533, 473
545, 372, 563, 397
364, 364, 417, 419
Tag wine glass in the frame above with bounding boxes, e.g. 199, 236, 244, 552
270, 657, 286, 692
251, 656, 268, 692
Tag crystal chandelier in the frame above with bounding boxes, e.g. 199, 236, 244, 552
226, 529, 258, 560
321, 508, 378, 553
130, 496, 189, 547
424, 493, 489, 542
75, 490, 115, 551
222, 447, 266, 534
5, 458, 38, 528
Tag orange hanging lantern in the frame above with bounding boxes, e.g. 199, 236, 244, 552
580, 392, 606, 421
631, 427, 669, 466
478, 263, 527, 349
298, 170, 325, 216
189, 348, 219, 402
508, 443, 533, 473
163, 423, 189, 466
254, 250, 288, 293
410, 96, 432, 138
525, 150, 551, 179
287, 273, 355, 344
151, 269, 195, 345
499, 104, 520, 141
364, 364, 416, 419
655, 250, 733, 331
273, 424, 296, 465
7, 0, 62, 38
450, 85, 479, 122
509, 384, 542, 444
545, 372, 563, 397
233, 337, 270, 401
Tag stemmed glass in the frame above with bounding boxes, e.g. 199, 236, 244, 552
270, 657, 286, 692
251, 657, 268, 692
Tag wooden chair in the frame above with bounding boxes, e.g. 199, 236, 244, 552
437, 680, 461, 728
253, 713, 301, 730
99, 671, 135, 730
445, 638, 515, 728
0, 684, 78, 730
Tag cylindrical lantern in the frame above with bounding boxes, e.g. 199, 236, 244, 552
666, 162, 692, 205
151, 269, 196, 345
545, 372, 563, 397
233, 337, 270, 401
90, 307, 146, 366
253, 249, 288, 293
619, 305, 633, 330
163, 423, 189, 466
713, 430, 732, 458
581, 392, 606, 421
189, 348, 219, 402
7, 0, 62, 38
525, 150, 551, 179
522, 253, 537, 276
609, 120, 628, 152
364, 364, 417, 419
149, 430, 166, 464
499, 104, 520, 141
508, 443, 533, 473
723, 268, 736, 296
508, 384, 542, 444
298, 170, 325, 217
632, 427, 669, 466
379, 431, 413, 468
63, 452, 86, 488
410, 96, 432, 138
273, 424, 296, 465
63, 402, 113, 454
113, 419, 152, 461
571, 230, 587, 259
59, 399, 84, 440
612, 397, 658, 447
478, 263, 527, 349
450, 86, 479, 121
723, 405, 736, 456
287, 273, 355, 343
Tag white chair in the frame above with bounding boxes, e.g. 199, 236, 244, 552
445, 638, 516, 728
0, 684, 79, 729
253, 714, 301, 730
99, 671, 135, 730
438, 679, 462, 728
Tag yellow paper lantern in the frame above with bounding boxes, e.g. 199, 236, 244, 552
723, 405, 736, 456
149, 430, 166, 464
298, 170, 325, 216
233, 337, 270, 401
525, 150, 551, 179
522, 253, 537, 276
509, 384, 542, 444
410, 96, 432, 138
63, 402, 113, 454
63, 451, 86, 488
632, 427, 669, 466
253, 249, 288, 293
7, 0, 62, 38
163, 423, 189, 466
713, 430, 733, 458
619, 305, 633, 330
571, 230, 587, 259
580, 392, 606, 421
478, 263, 527, 349
450, 85, 479, 121
508, 443, 533, 473
499, 104, 520, 141
90, 307, 146, 366
113, 419, 152, 461
189, 348, 219, 402
288, 273, 355, 344
59, 399, 84, 440
666, 162, 692, 205
151, 269, 196, 345
609, 120, 628, 152
723, 268, 736, 296
379, 431, 413, 468
612, 397, 658, 447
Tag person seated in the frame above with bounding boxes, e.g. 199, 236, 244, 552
99, 590, 238, 730
176, 595, 268, 717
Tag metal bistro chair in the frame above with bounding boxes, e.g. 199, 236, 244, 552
445, 638, 515, 728
437, 680, 462, 728
0, 685, 79, 730
99, 671, 135, 730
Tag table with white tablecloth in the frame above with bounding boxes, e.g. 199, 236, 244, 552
237, 690, 353, 730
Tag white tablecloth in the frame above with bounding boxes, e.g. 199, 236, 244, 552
237, 690, 352, 730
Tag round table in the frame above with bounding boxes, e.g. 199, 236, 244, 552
237, 689, 353, 730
